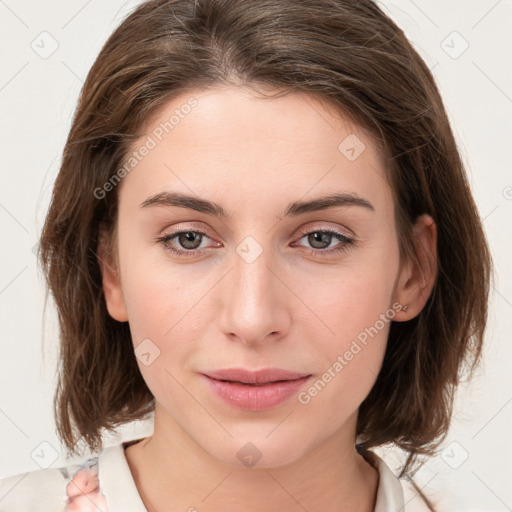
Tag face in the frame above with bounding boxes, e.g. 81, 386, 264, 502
100, 85, 416, 469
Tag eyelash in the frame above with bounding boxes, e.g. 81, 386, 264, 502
155, 227, 355, 258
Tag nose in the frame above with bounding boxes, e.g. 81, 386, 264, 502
218, 244, 291, 347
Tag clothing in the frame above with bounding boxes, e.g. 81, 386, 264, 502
0, 439, 431, 511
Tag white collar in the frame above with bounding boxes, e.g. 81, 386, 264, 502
372, 454, 407, 511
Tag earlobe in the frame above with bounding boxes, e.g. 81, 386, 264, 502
97, 230, 129, 322
394, 214, 437, 321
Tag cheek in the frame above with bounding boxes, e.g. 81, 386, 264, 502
311, 248, 399, 345
118, 253, 218, 400
118, 242, 206, 343
118, 265, 199, 409
324, 273, 395, 346
121, 274, 176, 343
297, 245, 399, 410
294, 284, 393, 433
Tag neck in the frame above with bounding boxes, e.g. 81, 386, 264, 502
125, 406, 379, 512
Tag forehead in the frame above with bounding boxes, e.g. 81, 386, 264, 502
118, 85, 392, 217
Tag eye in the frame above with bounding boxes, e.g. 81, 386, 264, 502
292, 228, 355, 256
156, 229, 220, 257
156, 227, 355, 259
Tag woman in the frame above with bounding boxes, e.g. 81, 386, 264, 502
0, 0, 491, 510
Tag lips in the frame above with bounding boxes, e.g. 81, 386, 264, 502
201, 367, 313, 411
203, 367, 311, 385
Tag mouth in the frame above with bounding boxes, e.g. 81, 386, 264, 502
202, 367, 311, 385
215, 380, 293, 386
201, 368, 312, 411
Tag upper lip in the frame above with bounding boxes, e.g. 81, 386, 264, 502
203, 367, 311, 384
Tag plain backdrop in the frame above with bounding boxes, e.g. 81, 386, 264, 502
0, 0, 511, 510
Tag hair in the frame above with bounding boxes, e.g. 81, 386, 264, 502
39, 0, 491, 487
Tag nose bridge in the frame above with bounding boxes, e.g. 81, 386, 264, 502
218, 237, 289, 343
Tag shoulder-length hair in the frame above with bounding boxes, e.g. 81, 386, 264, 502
39, 0, 492, 475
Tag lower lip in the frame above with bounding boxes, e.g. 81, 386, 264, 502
203, 374, 312, 411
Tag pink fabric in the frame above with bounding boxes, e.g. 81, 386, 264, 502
65, 460, 109, 511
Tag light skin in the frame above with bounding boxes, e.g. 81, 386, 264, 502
98, 85, 437, 512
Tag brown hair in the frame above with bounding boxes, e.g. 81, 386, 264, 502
39, 0, 491, 483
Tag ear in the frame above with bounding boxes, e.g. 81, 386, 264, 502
394, 214, 437, 321
97, 228, 129, 322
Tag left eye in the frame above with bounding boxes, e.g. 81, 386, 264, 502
156, 228, 354, 258
293, 228, 355, 255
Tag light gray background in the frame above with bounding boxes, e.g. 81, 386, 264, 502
0, 1, 511, 510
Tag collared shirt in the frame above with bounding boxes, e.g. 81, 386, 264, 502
0, 440, 432, 511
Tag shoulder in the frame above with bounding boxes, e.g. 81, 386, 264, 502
0, 454, 108, 512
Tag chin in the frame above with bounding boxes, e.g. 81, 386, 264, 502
197, 429, 310, 470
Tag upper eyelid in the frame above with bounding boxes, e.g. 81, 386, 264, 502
295, 224, 355, 240
160, 220, 355, 238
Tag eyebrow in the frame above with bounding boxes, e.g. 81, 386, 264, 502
139, 191, 375, 218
